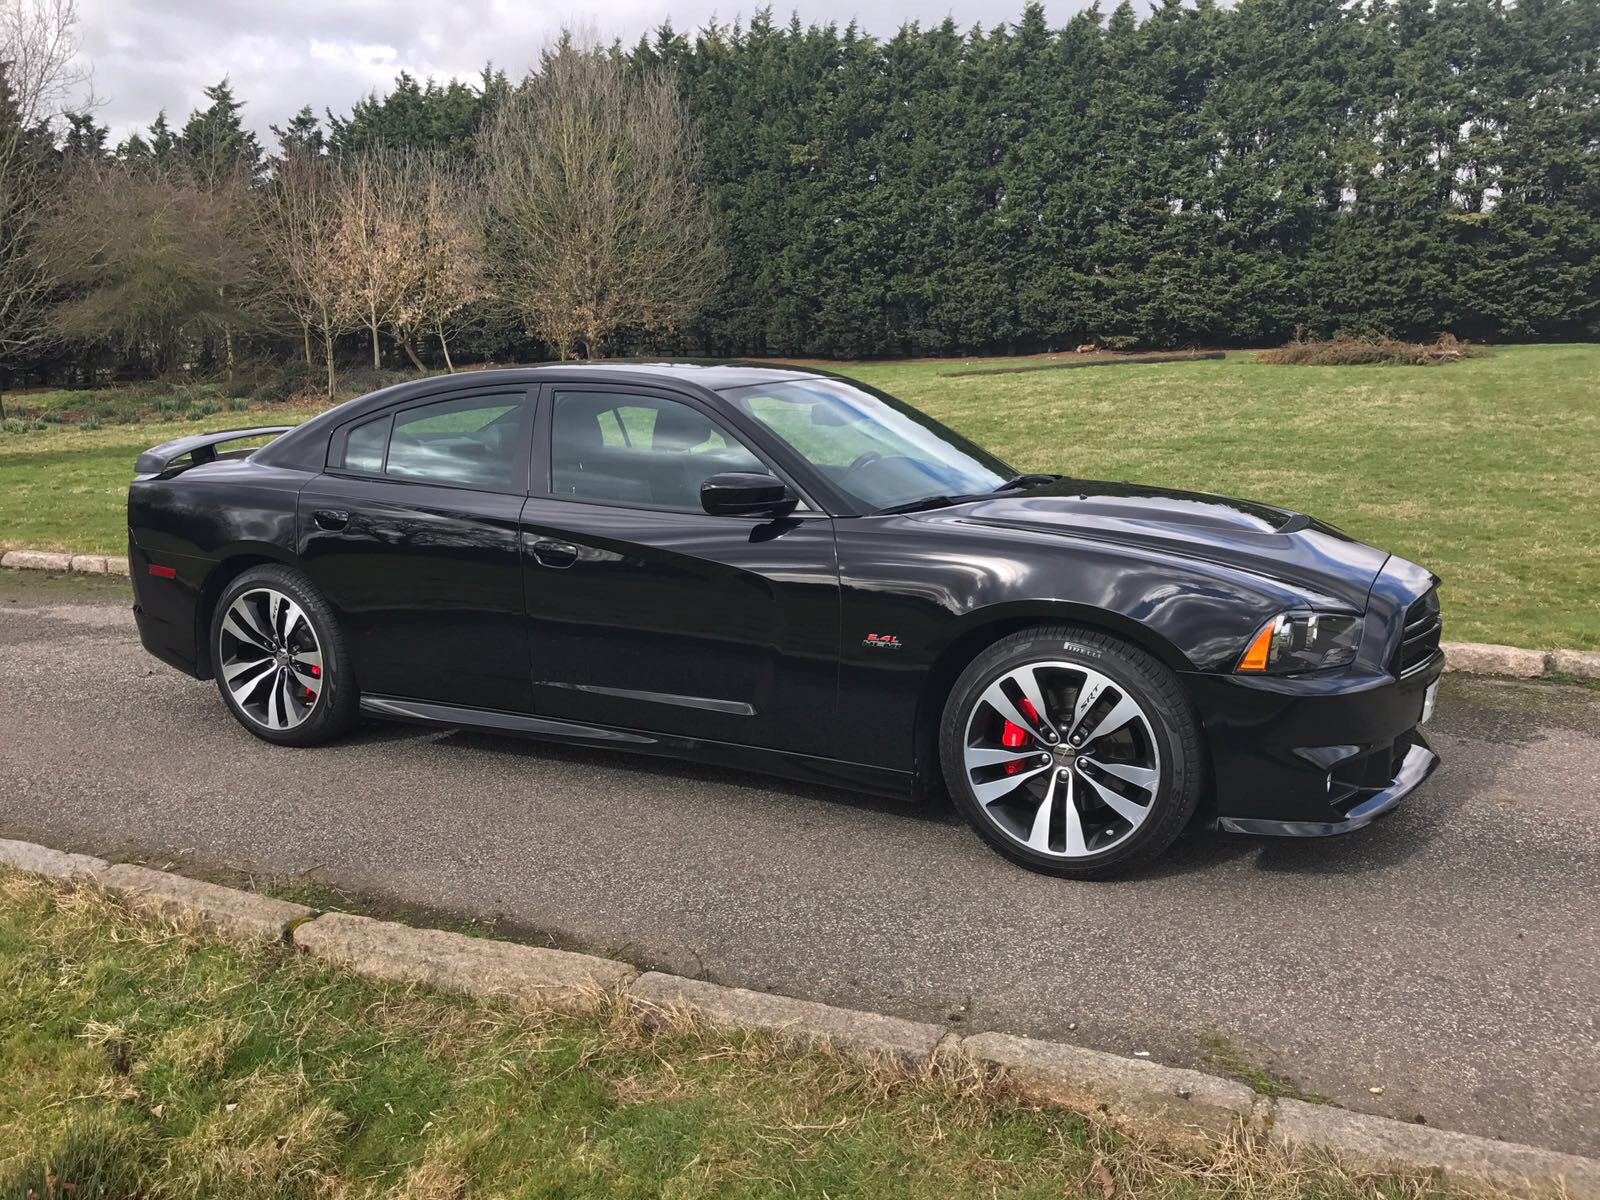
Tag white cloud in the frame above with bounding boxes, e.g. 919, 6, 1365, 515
307, 37, 400, 84
72, 0, 1081, 147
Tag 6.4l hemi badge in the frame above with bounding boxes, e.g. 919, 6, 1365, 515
863, 633, 902, 649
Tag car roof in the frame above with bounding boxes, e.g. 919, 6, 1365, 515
251, 361, 838, 472
438, 361, 823, 391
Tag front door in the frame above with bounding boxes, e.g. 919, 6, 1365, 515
298, 386, 535, 713
520, 385, 840, 757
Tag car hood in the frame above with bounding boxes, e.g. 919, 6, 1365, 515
919, 479, 1391, 610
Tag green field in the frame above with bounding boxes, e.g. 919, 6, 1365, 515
1, 870, 1465, 1199
2, 344, 1595, 648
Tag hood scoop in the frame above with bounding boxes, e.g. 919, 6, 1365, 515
928, 480, 1389, 608
954, 483, 1303, 539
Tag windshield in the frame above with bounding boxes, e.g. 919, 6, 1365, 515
720, 377, 1012, 511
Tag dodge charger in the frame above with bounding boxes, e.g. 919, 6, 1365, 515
127, 363, 1444, 878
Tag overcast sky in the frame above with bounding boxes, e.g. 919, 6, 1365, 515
76, 0, 1078, 146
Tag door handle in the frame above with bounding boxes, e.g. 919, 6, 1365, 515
532, 539, 578, 568
313, 509, 350, 531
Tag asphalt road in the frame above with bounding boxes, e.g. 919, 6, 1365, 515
3, 571, 1597, 1156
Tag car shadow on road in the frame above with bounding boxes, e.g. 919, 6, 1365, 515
344, 719, 1462, 879
356, 720, 970, 828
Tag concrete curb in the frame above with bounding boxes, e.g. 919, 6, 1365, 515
1440, 641, 1549, 679
961, 1030, 1264, 1150
630, 970, 946, 1064
2, 548, 129, 576
0, 839, 1596, 1196
293, 911, 638, 1014
3, 547, 1593, 676
99, 862, 315, 943
0, 837, 108, 880
1271, 1098, 1600, 1198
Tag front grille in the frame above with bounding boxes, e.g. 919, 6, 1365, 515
1395, 588, 1442, 676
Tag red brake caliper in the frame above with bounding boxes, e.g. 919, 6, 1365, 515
1001, 698, 1042, 774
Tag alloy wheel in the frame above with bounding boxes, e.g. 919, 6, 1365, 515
961, 660, 1162, 859
218, 587, 324, 731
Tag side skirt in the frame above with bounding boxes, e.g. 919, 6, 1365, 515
358, 694, 915, 799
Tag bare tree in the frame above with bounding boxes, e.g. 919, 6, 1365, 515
38, 159, 259, 376
393, 153, 490, 372
331, 149, 417, 370
0, 0, 85, 416
0, 0, 88, 125
478, 42, 723, 359
256, 149, 355, 396
205, 163, 266, 386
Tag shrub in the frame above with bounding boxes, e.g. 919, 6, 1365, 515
184, 400, 222, 421
120, 380, 168, 404
1258, 333, 1476, 366
337, 366, 414, 398
1100, 334, 1141, 351
248, 360, 317, 405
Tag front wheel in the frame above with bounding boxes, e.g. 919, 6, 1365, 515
210, 564, 358, 746
940, 625, 1203, 879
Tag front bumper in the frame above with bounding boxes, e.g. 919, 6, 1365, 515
1215, 732, 1438, 836
1183, 648, 1444, 834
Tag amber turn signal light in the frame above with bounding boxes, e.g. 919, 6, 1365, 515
1237, 620, 1276, 672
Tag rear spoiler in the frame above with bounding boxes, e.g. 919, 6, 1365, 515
134, 426, 295, 477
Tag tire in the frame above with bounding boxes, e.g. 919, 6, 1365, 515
209, 563, 359, 747
939, 624, 1203, 879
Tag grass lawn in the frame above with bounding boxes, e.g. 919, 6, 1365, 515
0, 405, 323, 560
853, 344, 1598, 650
0, 870, 1459, 1199
1, 344, 1595, 648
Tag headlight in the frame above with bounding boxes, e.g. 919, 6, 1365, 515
1236, 611, 1362, 674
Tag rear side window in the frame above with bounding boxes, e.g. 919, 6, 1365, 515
341, 415, 390, 473
335, 393, 530, 492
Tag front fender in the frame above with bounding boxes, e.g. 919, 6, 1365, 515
833, 516, 1346, 773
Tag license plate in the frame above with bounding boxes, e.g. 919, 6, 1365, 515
1420, 680, 1439, 725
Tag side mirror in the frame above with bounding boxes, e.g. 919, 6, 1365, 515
700, 472, 798, 518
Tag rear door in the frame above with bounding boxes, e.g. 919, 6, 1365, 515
297, 385, 535, 713
519, 384, 841, 757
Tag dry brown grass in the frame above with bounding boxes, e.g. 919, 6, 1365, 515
1257, 333, 1477, 366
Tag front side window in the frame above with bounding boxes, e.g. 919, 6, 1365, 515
551, 391, 764, 511
721, 378, 1011, 511
337, 393, 529, 492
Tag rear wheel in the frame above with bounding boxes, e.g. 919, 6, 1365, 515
210, 564, 358, 746
940, 625, 1202, 879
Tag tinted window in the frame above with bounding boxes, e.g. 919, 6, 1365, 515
723, 378, 1010, 511
340, 414, 389, 473
339, 393, 529, 492
551, 392, 764, 511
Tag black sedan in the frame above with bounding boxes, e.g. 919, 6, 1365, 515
127, 363, 1443, 878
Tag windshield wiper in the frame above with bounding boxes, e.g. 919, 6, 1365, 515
993, 472, 1060, 491
874, 493, 975, 515
875, 474, 1060, 516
